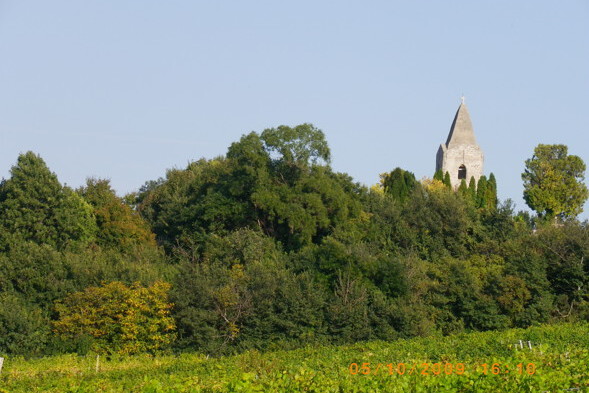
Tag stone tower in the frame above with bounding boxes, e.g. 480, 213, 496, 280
436, 98, 484, 188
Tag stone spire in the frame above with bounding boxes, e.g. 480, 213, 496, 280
445, 102, 477, 147
436, 98, 484, 188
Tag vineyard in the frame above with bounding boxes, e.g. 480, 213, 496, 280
1, 322, 588, 392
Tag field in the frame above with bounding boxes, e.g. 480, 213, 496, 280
1, 323, 588, 392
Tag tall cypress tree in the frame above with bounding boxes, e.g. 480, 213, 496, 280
391, 174, 408, 202
433, 169, 444, 182
443, 172, 452, 189
486, 173, 498, 209
468, 177, 477, 204
404, 171, 416, 193
458, 179, 468, 198
476, 175, 488, 208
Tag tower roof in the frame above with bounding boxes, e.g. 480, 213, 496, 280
445, 102, 478, 147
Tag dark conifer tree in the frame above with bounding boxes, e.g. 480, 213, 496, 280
443, 172, 452, 189
476, 175, 488, 208
468, 177, 477, 204
487, 173, 498, 209
458, 179, 468, 198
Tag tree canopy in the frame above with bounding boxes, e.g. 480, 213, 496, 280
78, 178, 156, 252
380, 168, 416, 203
522, 144, 588, 220
53, 281, 175, 355
137, 124, 361, 252
0, 152, 96, 250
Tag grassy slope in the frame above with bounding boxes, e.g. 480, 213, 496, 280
1, 323, 588, 392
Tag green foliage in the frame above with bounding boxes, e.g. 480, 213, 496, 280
501, 236, 554, 327
486, 173, 498, 209
479, 199, 517, 243
533, 222, 589, 314
476, 175, 488, 208
260, 123, 330, 167
439, 257, 510, 331
327, 270, 370, 342
252, 167, 361, 250
78, 178, 157, 252
0, 242, 72, 306
138, 125, 362, 252
53, 281, 176, 355
433, 169, 443, 182
522, 144, 588, 220
399, 186, 478, 259
2, 127, 589, 361
371, 257, 407, 299
467, 176, 477, 204
457, 178, 468, 198
443, 171, 452, 189
62, 246, 172, 291
171, 229, 328, 354
0, 293, 49, 356
1, 323, 588, 392
380, 168, 416, 204
0, 152, 97, 251
137, 159, 229, 250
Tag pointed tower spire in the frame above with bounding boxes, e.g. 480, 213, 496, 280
445, 101, 478, 147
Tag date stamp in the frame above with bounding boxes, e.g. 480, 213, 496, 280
348, 362, 536, 376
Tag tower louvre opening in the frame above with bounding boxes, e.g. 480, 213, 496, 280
458, 165, 467, 180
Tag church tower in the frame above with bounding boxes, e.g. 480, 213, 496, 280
436, 98, 484, 188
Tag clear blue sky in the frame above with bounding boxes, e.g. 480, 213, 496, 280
1, 1, 588, 216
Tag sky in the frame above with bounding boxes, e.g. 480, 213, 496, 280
1, 1, 588, 216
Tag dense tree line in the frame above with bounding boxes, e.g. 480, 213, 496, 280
0, 125, 588, 357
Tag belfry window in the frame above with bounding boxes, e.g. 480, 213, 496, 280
458, 165, 467, 180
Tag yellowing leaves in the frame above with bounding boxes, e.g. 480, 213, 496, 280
53, 281, 176, 355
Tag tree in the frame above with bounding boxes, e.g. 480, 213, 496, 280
0, 293, 49, 355
534, 222, 589, 314
53, 281, 176, 355
0, 152, 96, 250
0, 242, 71, 306
476, 176, 488, 208
171, 229, 328, 353
260, 124, 330, 168
401, 185, 476, 259
458, 179, 468, 198
381, 168, 416, 203
522, 144, 588, 220
443, 172, 452, 189
137, 159, 230, 251
138, 125, 361, 252
468, 177, 477, 204
327, 270, 370, 342
78, 178, 156, 252
486, 173, 498, 210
